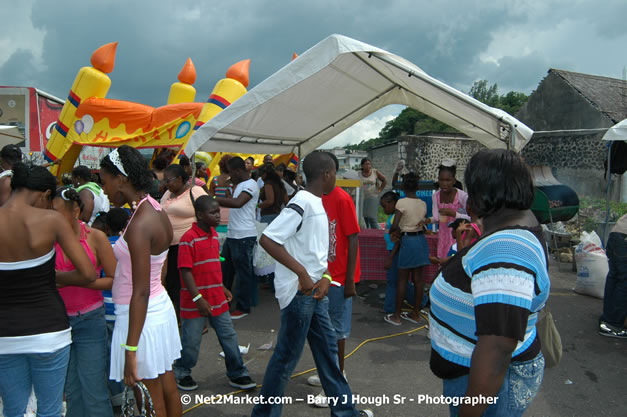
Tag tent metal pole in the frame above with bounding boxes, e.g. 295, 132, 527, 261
508, 120, 515, 150
297, 144, 302, 187
603, 142, 613, 247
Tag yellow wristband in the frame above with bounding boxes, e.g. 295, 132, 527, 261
322, 274, 332, 282
121, 344, 138, 352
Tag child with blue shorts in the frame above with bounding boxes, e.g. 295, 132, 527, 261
384, 173, 429, 326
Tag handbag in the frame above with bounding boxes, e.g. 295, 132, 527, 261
536, 304, 562, 368
121, 382, 156, 417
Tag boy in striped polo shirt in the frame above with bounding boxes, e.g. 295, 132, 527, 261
174, 196, 256, 391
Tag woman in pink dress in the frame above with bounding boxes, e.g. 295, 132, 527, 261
100, 146, 181, 417
430, 161, 469, 260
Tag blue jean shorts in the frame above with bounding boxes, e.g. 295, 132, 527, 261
442, 352, 545, 417
398, 233, 430, 269
327, 285, 353, 340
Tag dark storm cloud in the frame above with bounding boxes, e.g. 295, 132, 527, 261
1, 0, 625, 113
0, 49, 39, 88
0, 0, 526, 106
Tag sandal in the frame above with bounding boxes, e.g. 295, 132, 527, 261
384, 314, 401, 326
400, 312, 420, 324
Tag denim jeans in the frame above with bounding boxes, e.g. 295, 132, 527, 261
65, 305, 113, 417
260, 214, 279, 224
251, 293, 359, 417
442, 353, 545, 417
601, 232, 627, 327
0, 344, 70, 417
327, 285, 353, 340
383, 251, 416, 313
221, 237, 257, 313
174, 312, 249, 381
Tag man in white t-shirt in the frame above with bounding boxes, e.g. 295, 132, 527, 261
215, 157, 259, 320
251, 151, 373, 417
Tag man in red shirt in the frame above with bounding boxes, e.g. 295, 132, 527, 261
174, 196, 256, 392
308, 152, 361, 407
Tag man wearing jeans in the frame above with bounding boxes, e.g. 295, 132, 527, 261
215, 157, 259, 320
599, 214, 627, 338
174, 196, 256, 391
252, 152, 372, 417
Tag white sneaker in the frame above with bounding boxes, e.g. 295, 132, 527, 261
307, 370, 347, 387
313, 391, 329, 408
307, 374, 322, 387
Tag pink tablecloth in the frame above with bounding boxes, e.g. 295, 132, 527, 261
358, 229, 439, 283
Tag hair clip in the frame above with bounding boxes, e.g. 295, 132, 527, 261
108, 149, 129, 177
61, 188, 72, 201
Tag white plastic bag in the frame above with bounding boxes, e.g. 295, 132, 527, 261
253, 222, 275, 274
574, 231, 608, 299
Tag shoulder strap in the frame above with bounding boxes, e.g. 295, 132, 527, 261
189, 186, 196, 205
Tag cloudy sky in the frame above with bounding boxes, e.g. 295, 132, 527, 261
2, 0, 626, 147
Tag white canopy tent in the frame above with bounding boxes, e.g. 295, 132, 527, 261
184, 34, 533, 157
602, 118, 627, 142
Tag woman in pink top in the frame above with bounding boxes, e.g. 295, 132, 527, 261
53, 186, 117, 417
161, 163, 206, 319
100, 146, 181, 417
430, 162, 469, 259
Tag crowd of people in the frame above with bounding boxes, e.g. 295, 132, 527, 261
7, 141, 624, 417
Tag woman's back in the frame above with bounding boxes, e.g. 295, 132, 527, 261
0, 202, 73, 343
0, 203, 62, 262
395, 197, 427, 232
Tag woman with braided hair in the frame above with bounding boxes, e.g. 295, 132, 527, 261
52, 186, 117, 417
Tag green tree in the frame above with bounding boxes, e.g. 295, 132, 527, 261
499, 90, 529, 116
468, 80, 500, 107
378, 108, 422, 141
468, 80, 528, 115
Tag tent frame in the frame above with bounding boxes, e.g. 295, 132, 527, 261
184, 35, 533, 158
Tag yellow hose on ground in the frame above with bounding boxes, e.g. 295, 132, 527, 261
182, 315, 430, 415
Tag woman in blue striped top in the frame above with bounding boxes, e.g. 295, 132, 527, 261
429, 149, 549, 417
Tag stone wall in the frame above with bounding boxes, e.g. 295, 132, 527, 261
367, 131, 620, 199
400, 134, 487, 183
521, 131, 606, 170
521, 131, 621, 199
368, 133, 486, 187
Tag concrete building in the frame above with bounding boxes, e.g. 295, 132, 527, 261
517, 68, 627, 199
327, 148, 368, 170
